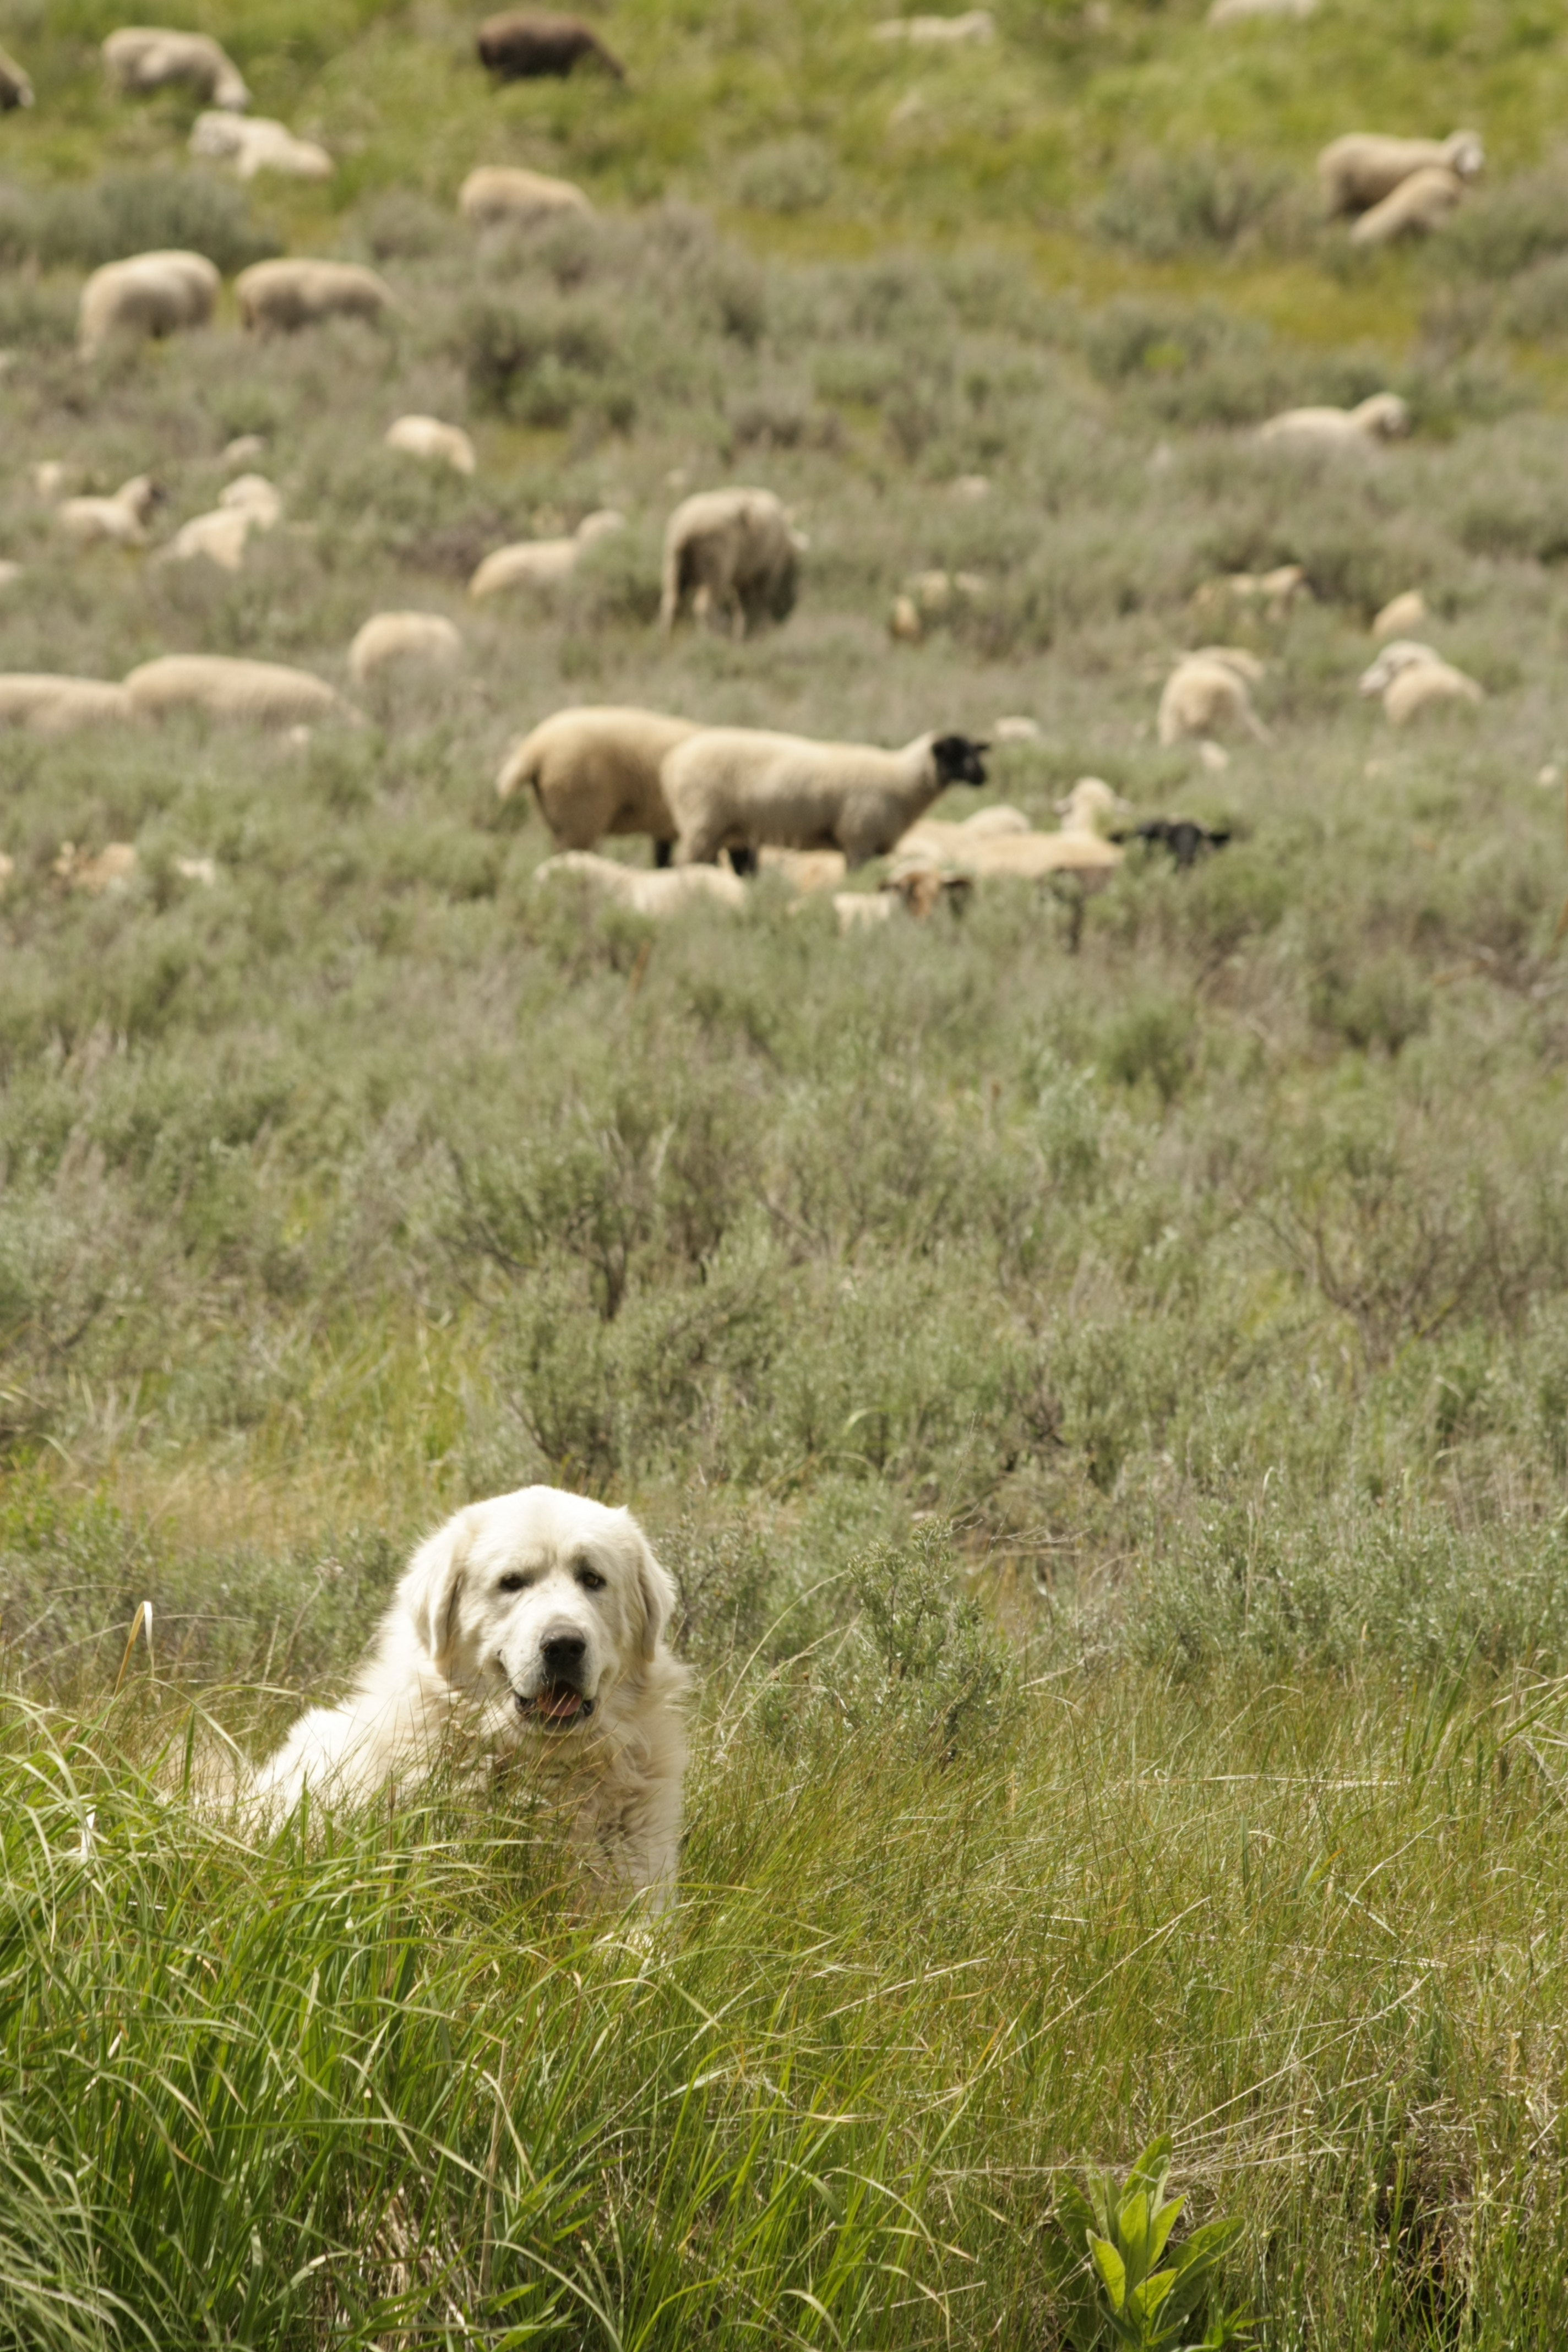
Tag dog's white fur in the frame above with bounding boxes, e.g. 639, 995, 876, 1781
249, 1487, 692, 1908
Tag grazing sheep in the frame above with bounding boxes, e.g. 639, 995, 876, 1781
476, 11, 625, 79
1159, 649, 1270, 747
1349, 165, 1465, 246
385, 416, 477, 475
1116, 816, 1233, 870
1258, 393, 1409, 450
469, 510, 623, 601
535, 852, 746, 917
78, 249, 220, 359
235, 259, 396, 334
104, 26, 249, 110
58, 473, 162, 549
0, 45, 34, 108
0, 676, 137, 734
872, 10, 995, 41
459, 165, 594, 230
1192, 563, 1310, 624
1372, 589, 1428, 641
189, 111, 332, 182
1317, 130, 1483, 216
660, 487, 805, 638
1358, 640, 1484, 725
349, 612, 464, 687
123, 656, 357, 728
662, 728, 989, 869
54, 841, 139, 896
497, 707, 697, 861
1208, 0, 1314, 19
159, 473, 281, 571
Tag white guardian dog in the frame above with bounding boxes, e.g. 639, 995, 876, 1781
249, 1487, 692, 1908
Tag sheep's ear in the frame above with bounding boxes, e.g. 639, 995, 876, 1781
401, 1508, 477, 1665
625, 1521, 678, 1663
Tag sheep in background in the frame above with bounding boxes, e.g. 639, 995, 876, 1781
1258, 393, 1408, 451
53, 841, 139, 896
993, 715, 1042, 742
476, 11, 625, 79
58, 473, 163, 549
1318, 130, 1483, 216
662, 728, 989, 868
124, 656, 358, 729
1159, 649, 1271, 746
33, 461, 72, 501
889, 567, 988, 643
497, 707, 698, 861
236, 259, 396, 334
469, 511, 624, 600
1191, 563, 1310, 625
350, 612, 464, 687
0, 46, 33, 107
104, 26, 249, 110
1372, 589, 1428, 641
535, 852, 746, 918
0, 676, 138, 734
759, 846, 848, 894
660, 488, 805, 638
1359, 640, 1484, 725
896, 803, 1031, 859
159, 474, 281, 571
1208, 0, 1314, 20
1350, 166, 1465, 246
385, 416, 477, 475
459, 166, 594, 230
189, 112, 332, 182
1115, 816, 1233, 870
872, 12, 995, 42
78, 251, 220, 359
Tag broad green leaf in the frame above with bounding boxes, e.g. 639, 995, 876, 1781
1118, 2188, 1151, 2283
1128, 2136, 1174, 2202
1089, 2233, 1128, 2310
1147, 2194, 1184, 2271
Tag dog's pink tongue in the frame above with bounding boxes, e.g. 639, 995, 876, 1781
539, 1687, 580, 1720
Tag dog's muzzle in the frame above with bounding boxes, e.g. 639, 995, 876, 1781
513, 1624, 596, 1729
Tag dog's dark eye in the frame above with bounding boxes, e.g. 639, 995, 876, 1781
576, 1567, 606, 1593
497, 1572, 529, 1593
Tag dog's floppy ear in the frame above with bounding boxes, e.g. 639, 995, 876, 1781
401, 1507, 477, 1667
626, 1520, 678, 1663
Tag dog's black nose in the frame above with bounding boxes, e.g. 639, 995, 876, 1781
541, 1627, 587, 1673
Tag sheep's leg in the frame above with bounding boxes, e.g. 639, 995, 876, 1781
653, 839, 673, 869
727, 845, 756, 878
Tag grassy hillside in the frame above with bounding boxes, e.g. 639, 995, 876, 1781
2, 2, 1568, 2345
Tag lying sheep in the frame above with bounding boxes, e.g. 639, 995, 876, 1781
1159, 649, 1271, 747
660, 487, 805, 638
469, 511, 623, 600
58, 473, 162, 549
104, 26, 249, 110
1371, 589, 1427, 641
1257, 393, 1409, 450
0, 45, 33, 107
235, 259, 396, 335
385, 416, 476, 474
872, 11, 995, 41
159, 473, 280, 571
1317, 130, 1483, 216
189, 111, 332, 181
0, 676, 137, 734
497, 707, 698, 860
1350, 165, 1464, 246
459, 165, 594, 230
350, 612, 464, 687
896, 803, 1031, 859
78, 249, 220, 360
476, 11, 625, 79
535, 852, 745, 918
123, 656, 357, 728
1358, 640, 1484, 725
662, 728, 989, 868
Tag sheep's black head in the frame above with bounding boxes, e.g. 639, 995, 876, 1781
932, 734, 989, 789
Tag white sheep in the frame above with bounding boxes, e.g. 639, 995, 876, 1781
896, 803, 1031, 859
1257, 393, 1409, 450
123, 656, 358, 728
0, 676, 138, 734
872, 10, 995, 41
189, 111, 332, 182
917, 782, 1126, 885
1317, 130, 1483, 216
1358, 640, 1484, 725
458, 166, 594, 230
662, 728, 990, 868
1371, 589, 1428, 641
104, 26, 249, 110
385, 416, 477, 475
349, 612, 464, 687
78, 250, 220, 360
1192, 563, 1310, 624
1159, 648, 1271, 747
759, 846, 848, 894
0, 45, 34, 108
888, 567, 987, 643
1208, 0, 1315, 20
469, 510, 623, 600
235, 259, 396, 334
57, 473, 162, 549
660, 488, 805, 638
534, 851, 747, 918
992, 715, 1042, 742
158, 474, 281, 571
496, 707, 698, 857
1349, 165, 1465, 247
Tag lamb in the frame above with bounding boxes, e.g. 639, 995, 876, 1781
123, 656, 358, 729
469, 511, 623, 600
660, 488, 805, 638
78, 250, 220, 359
104, 26, 250, 110
1257, 393, 1409, 450
235, 259, 396, 334
476, 11, 625, 79
496, 707, 698, 861
872, 10, 995, 40
58, 473, 163, 549
0, 676, 138, 735
1317, 130, 1483, 216
1158, 649, 1271, 746
158, 474, 281, 571
385, 416, 477, 475
189, 111, 332, 182
661, 728, 989, 869
349, 612, 464, 687
1358, 640, 1484, 725
0, 45, 33, 107
534, 851, 747, 918
459, 166, 594, 230
1349, 165, 1464, 247
1371, 589, 1427, 641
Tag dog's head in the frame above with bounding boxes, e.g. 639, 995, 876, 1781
399, 1487, 676, 1732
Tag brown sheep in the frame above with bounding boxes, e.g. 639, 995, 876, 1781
476, 12, 625, 80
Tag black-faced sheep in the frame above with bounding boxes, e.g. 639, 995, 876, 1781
476, 11, 625, 80
662, 728, 989, 868
659, 488, 805, 638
